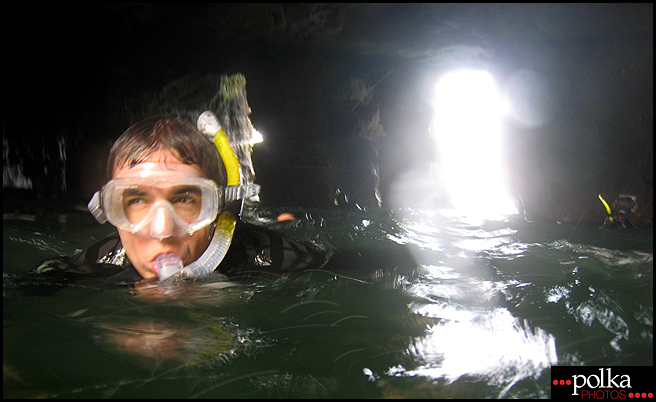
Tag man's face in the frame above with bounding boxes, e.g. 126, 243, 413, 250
112, 151, 213, 279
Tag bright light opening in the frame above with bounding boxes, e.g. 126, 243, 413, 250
251, 129, 264, 145
431, 70, 516, 220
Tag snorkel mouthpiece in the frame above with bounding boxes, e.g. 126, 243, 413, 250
155, 253, 184, 281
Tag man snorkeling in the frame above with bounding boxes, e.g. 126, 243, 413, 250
26, 115, 329, 291
598, 194, 639, 229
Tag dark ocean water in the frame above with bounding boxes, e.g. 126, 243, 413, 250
3, 205, 652, 398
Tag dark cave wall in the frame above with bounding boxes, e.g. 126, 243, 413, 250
4, 4, 652, 226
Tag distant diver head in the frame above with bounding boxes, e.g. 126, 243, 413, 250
598, 193, 639, 229
613, 194, 638, 215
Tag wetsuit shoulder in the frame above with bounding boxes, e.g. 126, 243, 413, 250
218, 220, 331, 276
20, 233, 142, 295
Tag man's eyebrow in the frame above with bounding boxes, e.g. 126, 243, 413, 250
122, 187, 147, 196
120, 185, 202, 196
171, 185, 201, 195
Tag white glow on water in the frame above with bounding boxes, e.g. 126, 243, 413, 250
431, 70, 517, 219
421, 309, 555, 389
394, 306, 558, 397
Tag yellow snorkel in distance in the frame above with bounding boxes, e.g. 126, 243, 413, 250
598, 194, 614, 222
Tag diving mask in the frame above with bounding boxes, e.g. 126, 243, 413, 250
89, 177, 221, 240
88, 172, 260, 240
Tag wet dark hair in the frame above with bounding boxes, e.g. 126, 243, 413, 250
613, 195, 638, 215
107, 115, 226, 186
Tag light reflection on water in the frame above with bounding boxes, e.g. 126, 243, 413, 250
384, 214, 558, 396
398, 307, 557, 397
378, 209, 651, 396
397, 268, 558, 398
3, 207, 653, 398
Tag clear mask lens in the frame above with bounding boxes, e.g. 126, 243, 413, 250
101, 178, 220, 239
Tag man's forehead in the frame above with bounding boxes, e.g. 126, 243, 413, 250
113, 160, 206, 180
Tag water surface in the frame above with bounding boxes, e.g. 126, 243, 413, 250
3, 206, 653, 398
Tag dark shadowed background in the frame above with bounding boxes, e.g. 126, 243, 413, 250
3, 4, 652, 226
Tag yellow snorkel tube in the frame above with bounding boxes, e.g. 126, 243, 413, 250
598, 194, 613, 223
214, 126, 241, 187
163, 111, 259, 280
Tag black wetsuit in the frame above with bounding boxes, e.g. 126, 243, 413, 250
20, 220, 330, 296
601, 214, 639, 229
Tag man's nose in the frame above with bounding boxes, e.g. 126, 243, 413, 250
150, 205, 175, 240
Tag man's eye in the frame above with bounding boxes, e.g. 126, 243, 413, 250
126, 198, 143, 205
174, 196, 195, 204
